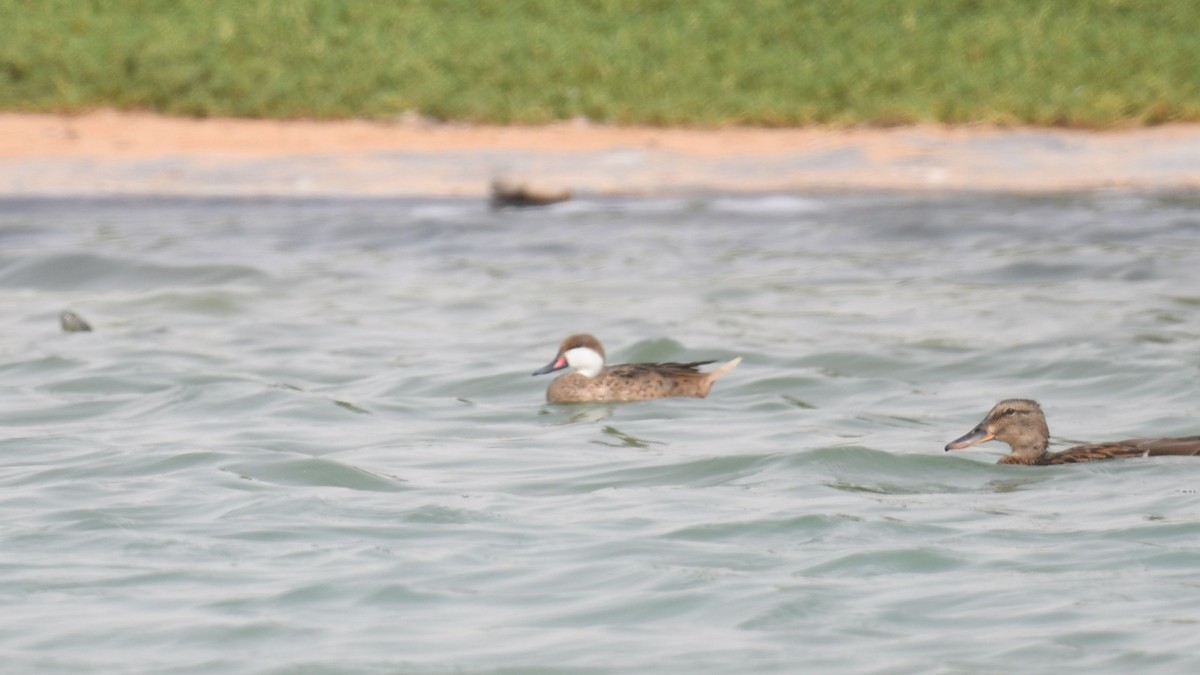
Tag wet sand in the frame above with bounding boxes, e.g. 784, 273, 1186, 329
3, 110, 1200, 196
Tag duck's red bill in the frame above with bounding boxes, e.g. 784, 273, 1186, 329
532, 354, 568, 376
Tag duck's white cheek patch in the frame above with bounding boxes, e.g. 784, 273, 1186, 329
565, 347, 604, 377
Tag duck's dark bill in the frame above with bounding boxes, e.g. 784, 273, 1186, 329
945, 424, 994, 451
532, 355, 567, 376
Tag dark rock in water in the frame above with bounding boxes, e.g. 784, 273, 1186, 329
490, 179, 571, 208
60, 310, 92, 333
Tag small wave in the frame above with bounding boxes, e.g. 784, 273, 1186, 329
0, 253, 266, 291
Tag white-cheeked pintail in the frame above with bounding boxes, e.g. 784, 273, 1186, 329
532, 333, 741, 403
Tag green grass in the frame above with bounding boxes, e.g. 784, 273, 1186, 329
3, 0, 1199, 127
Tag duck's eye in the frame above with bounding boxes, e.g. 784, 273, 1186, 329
1003, 408, 1017, 416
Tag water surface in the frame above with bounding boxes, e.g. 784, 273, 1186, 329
1, 192, 1199, 673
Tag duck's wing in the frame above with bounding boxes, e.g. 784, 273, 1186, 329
612, 361, 716, 378
652, 360, 719, 375
1048, 436, 1200, 463
1138, 435, 1200, 456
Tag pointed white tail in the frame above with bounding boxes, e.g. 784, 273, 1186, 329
706, 356, 742, 383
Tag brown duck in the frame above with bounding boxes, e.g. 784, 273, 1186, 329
945, 398, 1200, 465
532, 333, 742, 403
490, 178, 571, 208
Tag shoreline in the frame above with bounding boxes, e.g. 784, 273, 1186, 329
4, 111, 1200, 196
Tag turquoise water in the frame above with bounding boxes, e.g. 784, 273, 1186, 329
2, 192, 1200, 673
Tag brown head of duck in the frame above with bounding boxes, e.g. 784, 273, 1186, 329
532, 333, 741, 403
945, 399, 1050, 464
945, 398, 1200, 465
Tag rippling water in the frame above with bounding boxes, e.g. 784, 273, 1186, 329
2, 192, 1200, 673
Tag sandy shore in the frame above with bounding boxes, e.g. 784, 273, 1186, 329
3, 110, 1200, 196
